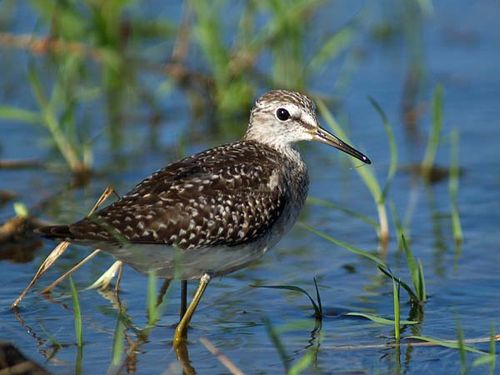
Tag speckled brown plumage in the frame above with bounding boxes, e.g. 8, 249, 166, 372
41, 140, 307, 250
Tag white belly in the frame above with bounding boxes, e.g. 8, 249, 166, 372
95, 201, 300, 279
100, 238, 272, 279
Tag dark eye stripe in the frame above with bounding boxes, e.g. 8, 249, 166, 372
298, 119, 315, 130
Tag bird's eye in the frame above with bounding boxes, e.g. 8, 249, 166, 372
276, 108, 291, 121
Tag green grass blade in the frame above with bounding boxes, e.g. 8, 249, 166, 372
0, 106, 41, 123
255, 284, 321, 318
368, 97, 398, 202
393, 278, 401, 342
449, 129, 463, 244
450, 201, 463, 248
407, 335, 487, 355
27, 66, 83, 172
345, 312, 418, 326
38, 322, 62, 350
313, 277, 322, 317
401, 235, 418, 281
288, 350, 314, 375
275, 319, 315, 334
147, 271, 158, 325
76, 346, 83, 375
472, 324, 497, 372
301, 223, 386, 267
473, 354, 496, 368
489, 324, 497, 375
264, 317, 289, 372
401, 235, 426, 302
389, 201, 406, 250
309, 26, 355, 71
417, 259, 426, 303
421, 84, 443, 175
69, 277, 83, 348
377, 266, 419, 303
111, 315, 125, 366
307, 197, 378, 227
456, 320, 467, 373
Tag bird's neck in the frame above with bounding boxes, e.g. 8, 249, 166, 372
241, 137, 309, 212
242, 135, 304, 166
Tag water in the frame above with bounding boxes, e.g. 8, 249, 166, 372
1, 1, 500, 374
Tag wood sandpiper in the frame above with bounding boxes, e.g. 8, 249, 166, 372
38, 89, 371, 346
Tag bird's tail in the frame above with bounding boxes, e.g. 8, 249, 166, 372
35, 225, 73, 240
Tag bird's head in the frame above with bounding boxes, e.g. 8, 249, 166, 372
245, 90, 370, 164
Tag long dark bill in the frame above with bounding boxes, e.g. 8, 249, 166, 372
315, 126, 371, 164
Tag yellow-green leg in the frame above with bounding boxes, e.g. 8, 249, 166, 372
173, 273, 211, 347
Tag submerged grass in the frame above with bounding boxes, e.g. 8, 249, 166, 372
389, 201, 407, 250
288, 351, 315, 375
258, 274, 419, 332
69, 276, 83, 348
401, 235, 426, 303
255, 277, 323, 319
303, 216, 428, 334
264, 316, 320, 375
472, 324, 497, 374
449, 129, 463, 245
421, 84, 443, 180
456, 320, 468, 373
344, 312, 417, 326
111, 315, 125, 367
377, 267, 419, 306
147, 271, 159, 326
393, 277, 401, 342
263, 318, 291, 372
407, 335, 489, 355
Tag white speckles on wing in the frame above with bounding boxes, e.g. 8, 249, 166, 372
66, 140, 309, 252
267, 170, 280, 190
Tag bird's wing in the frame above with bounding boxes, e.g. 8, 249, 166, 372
64, 142, 287, 249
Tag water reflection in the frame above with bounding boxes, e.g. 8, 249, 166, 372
13, 307, 66, 366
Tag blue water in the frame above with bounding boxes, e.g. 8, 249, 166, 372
1, 1, 500, 374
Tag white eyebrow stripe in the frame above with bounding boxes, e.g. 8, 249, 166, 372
300, 112, 317, 128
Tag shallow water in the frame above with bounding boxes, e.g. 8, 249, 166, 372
1, 1, 500, 374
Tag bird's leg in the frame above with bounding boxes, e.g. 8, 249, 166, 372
180, 280, 187, 319
173, 273, 211, 347
174, 341, 196, 375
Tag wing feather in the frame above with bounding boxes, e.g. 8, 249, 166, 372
66, 141, 287, 249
